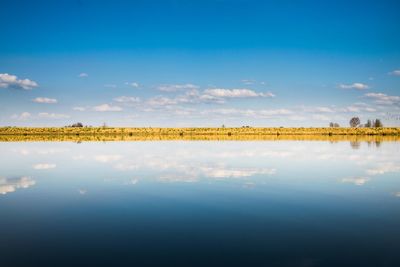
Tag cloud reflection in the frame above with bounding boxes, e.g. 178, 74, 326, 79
0, 176, 36, 195
341, 177, 370, 186
33, 163, 56, 170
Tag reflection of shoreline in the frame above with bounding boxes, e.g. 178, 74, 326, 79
1, 134, 400, 142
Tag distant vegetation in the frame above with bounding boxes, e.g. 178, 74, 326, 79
349, 117, 361, 127
68, 122, 84, 127
348, 117, 383, 128
329, 122, 340, 128
0, 126, 399, 142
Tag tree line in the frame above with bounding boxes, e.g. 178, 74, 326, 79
330, 117, 383, 128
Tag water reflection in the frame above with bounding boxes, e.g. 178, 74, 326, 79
0, 176, 35, 195
1, 141, 400, 266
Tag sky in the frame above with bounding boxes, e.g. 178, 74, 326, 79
1, 0, 400, 127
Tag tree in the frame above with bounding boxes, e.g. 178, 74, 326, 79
373, 119, 383, 127
329, 122, 340, 128
71, 122, 83, 127
349, 117, 360, 127
365, 119, 372, 128
329, 122, 334, 127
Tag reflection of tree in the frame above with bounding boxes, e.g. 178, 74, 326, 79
350, 141, 361, 149
375, 141, 381, 148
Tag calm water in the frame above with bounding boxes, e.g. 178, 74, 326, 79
1, 141, 400, 267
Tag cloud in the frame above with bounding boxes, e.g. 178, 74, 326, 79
125, 82, 139, 88
157, 83, 199, 92
204, 88, 275, 98
73, 106, 86, 111
33, 163, 56, 170
95, 154, 122, 163
78, 73, 88, 78
0, 73, 38, 90
0, 176, 36, 195
93, 104, 123, 112
11, 112, 32, 120
144, 88, 272, 108
312, 114, 330, 121
38, 112, 70, 119
389, 70, 400, 76
365, 92, 400, 106
315, 107, 335, 113
32, 97, 57, 104
146, 96, 178, 107
113, 96, 141, 103
203, 108, 292, 118
341, 177, 369, 186
241, 79, 255, 85
339, 83, 369, 90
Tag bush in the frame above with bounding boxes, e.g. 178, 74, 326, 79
71, 122, 83, 127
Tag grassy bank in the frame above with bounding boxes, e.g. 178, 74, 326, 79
0, 127, 399, 142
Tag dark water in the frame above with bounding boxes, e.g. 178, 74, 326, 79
1, 141, 400, 267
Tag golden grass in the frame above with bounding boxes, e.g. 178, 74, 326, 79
0, 127, 399, 142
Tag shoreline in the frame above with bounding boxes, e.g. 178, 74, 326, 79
1, 127, 399, 142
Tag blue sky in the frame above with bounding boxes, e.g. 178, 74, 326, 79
1, 0, 400, 127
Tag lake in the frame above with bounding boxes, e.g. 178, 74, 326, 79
1, 140, 400, 266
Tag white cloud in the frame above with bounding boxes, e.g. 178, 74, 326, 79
365, 93, 400, 106
204, 88, 275, 98
93, 104, 123, 112
315, 107, 335, 113
78, 73, 88, 78
32, 97, 57, 104
33, 163, 56, 170
0, 73, 38, 90
241, 79, 255, 85
339, 83, 369, 90
312, 114, 331, 121
157, 83, 199, 92
38, 112, 70, 119
11, 112, 32, 120
146, 96, 178, 107
113, 96, 141, 103
73, 106, 86, 111
341, 177, 369, 186
125, 82, 139, 88
0, 176, 36, 195
203, 108, 292, 118
389, 70, 400, 76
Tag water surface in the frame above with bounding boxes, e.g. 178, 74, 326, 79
1, 141, 400, 266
